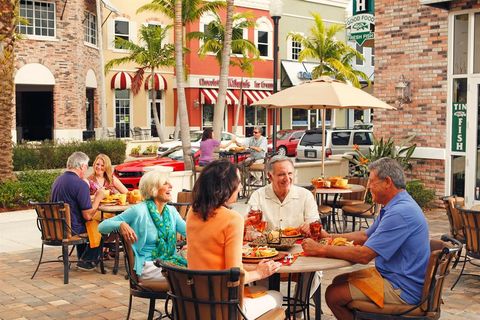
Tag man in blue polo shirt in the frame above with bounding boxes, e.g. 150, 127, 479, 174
51, 151, 105, 271
302, 157, 429, 320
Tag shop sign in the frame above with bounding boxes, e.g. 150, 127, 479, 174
297, 71, 312, 81
197, 77, 273, 90
347, 0, 375, 46
451, 103, 466, 152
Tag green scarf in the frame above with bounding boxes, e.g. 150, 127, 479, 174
146, 200, 187, 267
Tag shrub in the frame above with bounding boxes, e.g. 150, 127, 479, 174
13, 139, 126, 171
406, 180, 436, 209
0, 170, 62, 208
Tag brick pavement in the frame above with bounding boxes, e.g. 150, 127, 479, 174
1, 208, 479, 320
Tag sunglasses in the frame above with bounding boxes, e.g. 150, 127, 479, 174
253, 131, 260, 134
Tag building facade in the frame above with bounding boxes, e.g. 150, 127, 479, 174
374, 0, 480, 206
14, 0, 107, 142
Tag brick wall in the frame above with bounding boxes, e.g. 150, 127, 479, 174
374, 0, 450, 203
15, 0, 102, 133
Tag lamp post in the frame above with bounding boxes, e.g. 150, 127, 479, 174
270, 0, 282, 154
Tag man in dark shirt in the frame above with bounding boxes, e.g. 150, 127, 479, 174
51, 151, 105, 270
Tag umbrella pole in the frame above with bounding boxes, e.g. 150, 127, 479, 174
322, 108, 326, 178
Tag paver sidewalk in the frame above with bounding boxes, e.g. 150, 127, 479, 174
0, 207, 479, 319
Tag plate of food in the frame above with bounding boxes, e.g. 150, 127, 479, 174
250, 235, 296, 251
100, 199, 118, 205
242, 246, 278, 259
281, 227, 303, 238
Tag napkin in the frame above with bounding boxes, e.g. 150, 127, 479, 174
244, 286, 267, 298
348, 267, 385, 308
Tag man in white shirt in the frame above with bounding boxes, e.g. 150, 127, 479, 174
248, 155, 318, 232
238, 126, 268, 184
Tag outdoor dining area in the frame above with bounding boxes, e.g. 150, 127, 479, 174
17, 78, 480, 320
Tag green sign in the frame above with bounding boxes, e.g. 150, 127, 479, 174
451, 103, 467, 152
346, 14, 375, 46
353, 0, 374, 15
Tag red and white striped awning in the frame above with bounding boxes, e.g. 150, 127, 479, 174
111, 71, 132, 89
144, 73, 168, 90
243, 90, 272, 105
200, 89, 239, 105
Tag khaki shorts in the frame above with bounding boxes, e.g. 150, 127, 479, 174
349, 278, 407, 305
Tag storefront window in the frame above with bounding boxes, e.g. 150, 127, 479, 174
202, 104, 214, 128
453, 78, 467, 104
115, 89, 130, 138
245, 106, 266, 137
452, 155, 465, 197
475, 84, 480, 200
474, 13, 480, 74
149, 90, 162, 137
453, 14, 468, 75
292, 109, 308, 128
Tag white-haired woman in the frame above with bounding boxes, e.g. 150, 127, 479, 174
98, 170, 186, 280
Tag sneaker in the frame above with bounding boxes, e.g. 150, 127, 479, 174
77, 261, 96, 271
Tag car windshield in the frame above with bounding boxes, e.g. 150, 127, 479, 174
162, 147, 199, 160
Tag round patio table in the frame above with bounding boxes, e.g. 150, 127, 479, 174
315, 184, 366, 233
245, 244, 352, 320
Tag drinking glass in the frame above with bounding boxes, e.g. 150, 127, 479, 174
310, 221, 322, 241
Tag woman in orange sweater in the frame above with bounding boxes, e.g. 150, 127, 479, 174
187, 160, 283, 319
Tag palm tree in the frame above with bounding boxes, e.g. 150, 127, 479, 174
0, 0, 19, 182
288, 13, 370, 88
231, 53, 260, 134
105, 24, 175, 143
138, 0, 225, 141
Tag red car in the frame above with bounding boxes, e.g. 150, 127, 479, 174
114, 146, 248, 190
114, 147, 200, 190
268, 129, 305, 157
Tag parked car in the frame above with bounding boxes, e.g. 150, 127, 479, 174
115, 147, 200, 190
157, 130, 242, 155
267, 129, 304, 156
296, 128, 373, 161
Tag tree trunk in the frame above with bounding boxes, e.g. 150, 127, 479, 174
150, 69, 165, 143
0, 0, 17, 182
212, 0, 234, 139
174, 0, 192, 170
233, 76, 244, 135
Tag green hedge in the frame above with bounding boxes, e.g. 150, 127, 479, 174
13, 139, 126, 171
406, 180, 436, 209
0, 170, 62, 208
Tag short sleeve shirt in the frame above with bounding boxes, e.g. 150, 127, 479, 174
51, 171, 92, 234
246, 136, 267, 160
199, 139, 221, 165
364, 190, 429, 305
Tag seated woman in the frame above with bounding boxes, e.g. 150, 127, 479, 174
87, 154, 128, 195
186, 160, 283, 319
98, 171, 186, 280
198, 128, 235, 166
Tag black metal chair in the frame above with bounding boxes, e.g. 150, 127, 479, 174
30, 201, 89, 284
156, 260, 284, 320
120, 234, 170, 320
450, 206, 480, 290
348, 235, 462, 319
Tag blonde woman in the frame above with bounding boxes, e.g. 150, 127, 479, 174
87, 154, 128, 195
98, 170, 186, 280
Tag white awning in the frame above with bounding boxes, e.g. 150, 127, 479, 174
281, 60, 319, 87
85, 69, 97, 88
101, 0, 119, 13
14, 63, 55, 85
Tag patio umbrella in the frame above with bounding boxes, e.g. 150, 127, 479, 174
251, 76, 396, 177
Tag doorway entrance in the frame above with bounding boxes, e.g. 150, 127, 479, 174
16, 85, 53, 142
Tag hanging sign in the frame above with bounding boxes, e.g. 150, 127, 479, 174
451, 103, 466, 152
347, 0, 375, 46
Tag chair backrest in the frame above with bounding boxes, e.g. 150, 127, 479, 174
120, 234, 142, 290
418, 237, 462, 314
342, 176, 368, 201
30, 201, 73, 242
442, 196, 465, 241
170, 191, 193, 220
157, 260, 246, 320
457, 207, 480, 259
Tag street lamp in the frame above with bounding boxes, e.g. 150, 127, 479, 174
269, 0, 282, 154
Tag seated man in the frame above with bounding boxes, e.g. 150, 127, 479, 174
302, 157, 430, 320
237, 126, 268, 185
51, 151, 105, 271
248, 155, 318, 233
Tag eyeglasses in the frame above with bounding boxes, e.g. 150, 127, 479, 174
367, 178, 385, 188
253, 131, 260, 134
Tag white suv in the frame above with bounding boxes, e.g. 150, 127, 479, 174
296, 128, 373, 161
